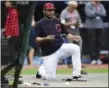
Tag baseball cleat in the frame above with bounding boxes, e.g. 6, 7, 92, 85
73, 75, 83, 79
62, 75, 87, 82
72, 75, 87, 82
36, 72, 42, 79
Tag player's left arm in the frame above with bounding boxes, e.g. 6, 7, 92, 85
61, 23, 73, 40
66, 34, 81, 42
61, 23, 81, 41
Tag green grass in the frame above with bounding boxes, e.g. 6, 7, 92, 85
21, 68, 108, 75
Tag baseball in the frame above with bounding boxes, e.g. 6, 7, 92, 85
65, 81, 70, 85
71, 25, 75, 29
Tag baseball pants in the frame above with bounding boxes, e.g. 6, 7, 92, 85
38, 43, 81, 80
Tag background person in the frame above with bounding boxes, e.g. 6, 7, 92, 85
60, 0, 87, 75
85, 0, 106, 65
60, 0, 83, 66
3, 1, 20, 63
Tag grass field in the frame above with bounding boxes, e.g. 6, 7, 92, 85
21, 67, 108, 75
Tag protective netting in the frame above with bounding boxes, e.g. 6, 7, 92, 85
1, 1, 36, 88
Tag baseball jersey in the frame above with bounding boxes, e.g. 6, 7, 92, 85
35, 18, 68, 56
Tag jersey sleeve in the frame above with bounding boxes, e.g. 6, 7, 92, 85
34, 21, 42, 37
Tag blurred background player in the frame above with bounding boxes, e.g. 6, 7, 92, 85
3, 1, 20, 63
2, 1, 21, 86
26, 15, 36, 65
27, 27, 36, 65
85, 0, 106, 65
60, 0, 87, 74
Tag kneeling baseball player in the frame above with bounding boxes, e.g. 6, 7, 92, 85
35, 3, 83, 80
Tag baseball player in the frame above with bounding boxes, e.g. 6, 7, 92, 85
35, 3, 82, 80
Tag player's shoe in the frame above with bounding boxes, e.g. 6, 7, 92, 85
72, 75, 87, 82
63, 75, 87, 82
73, 75, 83, 79
64, 75, 82, 81
36, 72, 54, 80
36, 72, 42, 79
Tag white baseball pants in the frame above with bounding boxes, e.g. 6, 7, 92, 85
38, 43, 81, 80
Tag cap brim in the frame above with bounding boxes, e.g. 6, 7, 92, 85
45, 8, 56, 10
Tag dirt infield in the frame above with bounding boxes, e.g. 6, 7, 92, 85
23, 64, 108, 70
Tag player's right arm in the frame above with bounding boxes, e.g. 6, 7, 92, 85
36, 35, 54, 43
61, 23, 81, 42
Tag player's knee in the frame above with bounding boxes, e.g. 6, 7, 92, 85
72, 44, 80, 52
39, 65, 46, 77
75, 45, 80, 52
